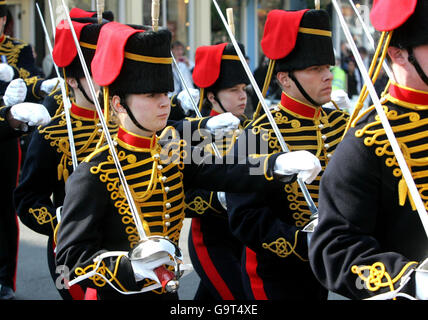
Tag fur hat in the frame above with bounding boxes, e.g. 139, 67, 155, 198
0, 0, 7, 18
261, 9, 335, 73
52, 17, 109, 80
92, 22, 173, 96
193, 42, 249, 93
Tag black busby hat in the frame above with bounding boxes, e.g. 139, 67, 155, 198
262, 9, 335, 73
193, 42, 249, 93
0, 0, 7, 17
92, 22, 174, 96
389, 0, 428, 49
209, 43, 249, 93
53, 18, 109, 80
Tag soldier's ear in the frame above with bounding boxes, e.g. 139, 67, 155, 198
387, 46, 407, 67
207, 92, 216, 104
276, 71, 290, 89
111, 95, 126, 113
66, 77, 78, 89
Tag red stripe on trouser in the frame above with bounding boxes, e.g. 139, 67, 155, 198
191, 218, 235, 300
52, 242, 85, 300
84, 288, 98, 300
245, 247, 268, 300
12, 139, 22, 291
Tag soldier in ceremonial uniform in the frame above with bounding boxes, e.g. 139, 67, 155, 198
13, 13, 116, 300
184, 42, 250, 300
0, 101, 50, 300
308, 0, 428, 300
55, 21, 321, 300
226, 9, 349, 300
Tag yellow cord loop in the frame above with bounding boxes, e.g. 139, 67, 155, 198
343, 31, 393, 137
198, 88, 204, 113
252, 59, 276, 122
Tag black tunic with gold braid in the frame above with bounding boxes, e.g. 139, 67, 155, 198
309, 83, 428, 299
55, 125, 286, 300
14, 100, 118, 300
185, 109, 249, 300
226, 92, 349, 299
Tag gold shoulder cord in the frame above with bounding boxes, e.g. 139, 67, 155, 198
344, 31, 393, 136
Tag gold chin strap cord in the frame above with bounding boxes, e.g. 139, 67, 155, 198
343, 30, 393, 136
198, 88, 205, 113
252, 59, 276, 122
95, 86, 110, 150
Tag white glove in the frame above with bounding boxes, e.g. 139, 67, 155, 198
274, 150, 322, 184
41, 77, 60, 94
3, 78, 27, 107
10, 103, 51, 127
415, 258, 428, 300
331, 89, 351, 110
0, 63, 15, 83
130, 254, 173, 283
177, 88, 199, 115
206, 112, 240, 135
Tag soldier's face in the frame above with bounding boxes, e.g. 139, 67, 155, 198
0, 16, 6, 35
389, 45, 428, 91
125, 92, 171, 135
281, 65, 333, 106
216, 83, 248, 117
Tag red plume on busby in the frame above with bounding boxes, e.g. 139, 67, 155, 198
52, 9, 112, 79
70, 7, 114, 22
370, 0, 428, 48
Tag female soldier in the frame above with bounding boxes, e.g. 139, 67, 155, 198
55, 21, 321, 300
185, 42, 250, 300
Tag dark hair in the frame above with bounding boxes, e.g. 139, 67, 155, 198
0, 5, 7, 18
171, 41, 184, 49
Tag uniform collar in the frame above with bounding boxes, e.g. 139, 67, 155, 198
210, 109, 222, 116
117, 126, 157, 150
279, 92, 321, 119
388, 82, 428, 107
70, 103, 99, 120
